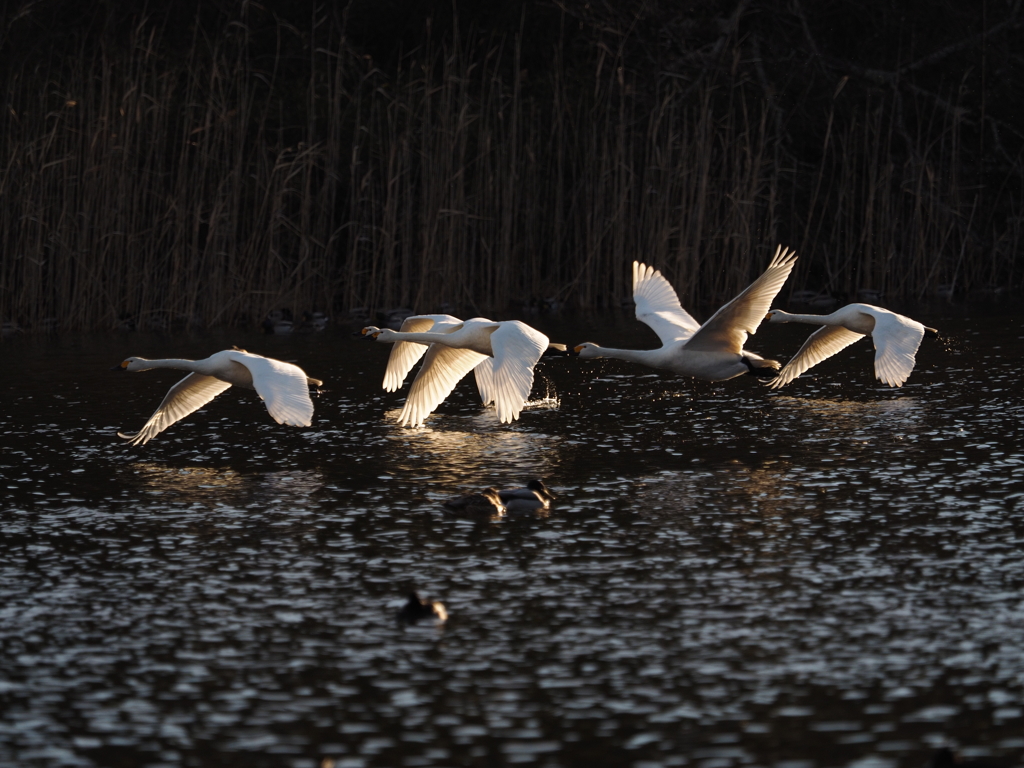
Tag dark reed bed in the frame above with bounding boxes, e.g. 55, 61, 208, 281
1, 3, 1021, 333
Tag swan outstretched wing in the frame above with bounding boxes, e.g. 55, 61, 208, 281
118, 374, 233, 445
633, 261, 702, 345
477, 334, 562, 415
229, 351, 315, 426
486, 321, 549, 423
400, 345, 488, 427
474, 358, 498, 407
384, 314, 464, 391
871, 313, 926, 387
770, 325, 864, 388
685, 246, 799, 353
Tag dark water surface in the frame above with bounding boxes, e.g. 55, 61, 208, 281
2, 311, 1024, 768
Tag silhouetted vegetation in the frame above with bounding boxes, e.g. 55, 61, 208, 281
1, 0, 1021, 332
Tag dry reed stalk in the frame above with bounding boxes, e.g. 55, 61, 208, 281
1, 13, 1020, 335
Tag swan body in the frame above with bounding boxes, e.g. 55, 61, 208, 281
362, 315, 551, 426
498, 479, 556, 512
116, 348, 321, 445
397, 593, 448, 624
765, 304, 938, 388
442, 488, 507, 516
574, 246, 799, 381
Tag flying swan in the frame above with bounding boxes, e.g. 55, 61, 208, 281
116, 348, 322, 445
764, 304, 939, 388
361, 315, 552, 426
574, 246, 799, 381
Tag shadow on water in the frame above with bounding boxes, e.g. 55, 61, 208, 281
1, 313, 1023, 768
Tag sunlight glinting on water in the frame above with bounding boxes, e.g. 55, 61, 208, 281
1, 315, 1023, 768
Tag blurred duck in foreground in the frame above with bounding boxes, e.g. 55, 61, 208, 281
442, 488, 506, 516
498, 479, 556, 512
115, 348, 321, 445
573, 246, 798, 381
361, 314, 557, 427
929, 747, 1002, 768
765, 304, 939, 388
397, 593, 448, 625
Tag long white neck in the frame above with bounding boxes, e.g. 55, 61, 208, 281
382, 331, 453, 345
134, 358, 202, 372
768, 310, 831, 325
587, 346, 671, 368
379, 328, 493, 356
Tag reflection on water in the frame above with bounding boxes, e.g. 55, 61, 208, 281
128, 464, 326, 511
384, 420, 562, 492
1, 315, 1024, 768
258, 469, 325, 499
131, 462, 244, 493
774, 395, 926, 442
777, 393, 923, 420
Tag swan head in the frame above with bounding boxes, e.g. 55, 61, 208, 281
359, 325, 386, 340
573, 342, 603, 359
541, 343, 571, 358
115, 356, 151, 372
764, 310, 788, 323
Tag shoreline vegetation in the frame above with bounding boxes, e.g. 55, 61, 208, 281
1, 1, 1021, 333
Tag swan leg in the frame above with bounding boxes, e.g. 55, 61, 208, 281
742, 356, 781, 379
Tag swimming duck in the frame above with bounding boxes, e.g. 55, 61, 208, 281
299, 311, 329, 332
397, 593, 448, 624
498, 479, 556, 512
262, 309, 294, 335
929, 748, 1002, 768
442, 488, 507, 516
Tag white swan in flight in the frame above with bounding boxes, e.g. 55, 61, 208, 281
574, 246, 799, 381
764, 304, 938, 388
361, 314, 550, 426
116, 348, 322, 445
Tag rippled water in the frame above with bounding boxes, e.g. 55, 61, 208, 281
2, 311, 1023, 768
